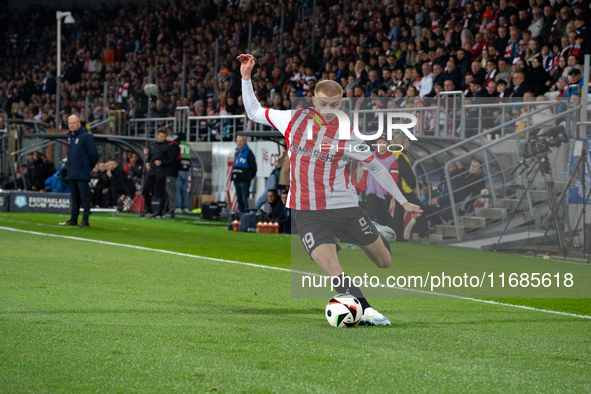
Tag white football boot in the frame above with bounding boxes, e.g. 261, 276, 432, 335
359, 307, 391, 326
372, 221, 397, 242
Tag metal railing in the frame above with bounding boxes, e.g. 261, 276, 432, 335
439, 104, 581, 240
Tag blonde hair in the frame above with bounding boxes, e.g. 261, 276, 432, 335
314, 80, 343, 97
393, 134, 410, 146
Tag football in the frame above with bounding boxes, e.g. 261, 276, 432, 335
325, 294, 363, 328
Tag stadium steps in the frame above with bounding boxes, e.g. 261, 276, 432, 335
474, 207, 507, 220
413, 233, 444, 242
494, 199, 525, 210
459, 216, 486, 228
434, 225, 464, 238
516, 189, 548, 201
536, 180, 568, 191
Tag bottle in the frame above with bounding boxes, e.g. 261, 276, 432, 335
273, 222, 279, 234
263, 222, 268, 234
233, 219, 239, 232
257, 221, 262, 233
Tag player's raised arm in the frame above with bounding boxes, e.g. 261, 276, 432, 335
345, 140, 423, 218
237, 54, 291, 134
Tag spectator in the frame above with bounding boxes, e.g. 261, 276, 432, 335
527, 57, 551, 96
91, 162, 110, 208
60, 115, 98, 227
261, 188, 284, 221
175, 133, 191, 214
278, 189, 292, 234
142, 129, 168, 219
443, 58, 462, 89
459, 159, 486, 215
509, 71, 531, 98
567, 68, 584, 97
105, 160, 135, 209
424, 160, 466, 226
528, 8, 544, 38
391, 134, 431, 239
232, 136, 257, 213
163, 128, 181, 218
365, 136, 398, 227
128, 152, 144, 190
419, 63, 434, 97
26, 151, 48, 191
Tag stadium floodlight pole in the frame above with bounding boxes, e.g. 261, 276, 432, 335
214, 38, 219, 99
311, 0, 316, 54
55, 11, 75, 129
248, 22, 252, 53
582, 54, 589, 138
103, 81, 107, 121
181, 53, 186, 99
279, 7, 284, 66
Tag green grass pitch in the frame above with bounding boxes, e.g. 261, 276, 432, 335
0, 212, 590, 393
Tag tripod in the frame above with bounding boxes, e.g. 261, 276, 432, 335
534, 154, 566, 256
492, 153, 569, 254
560, 146, 591, 262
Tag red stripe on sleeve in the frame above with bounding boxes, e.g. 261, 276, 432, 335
265, 108, 277, 130
363, 156, 375, 163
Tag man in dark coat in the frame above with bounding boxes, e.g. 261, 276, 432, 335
105, 160, 136, 208
262, 188, 284, 220
60, 115, 98, 226
162, 128, 181, 218
459, 159, 486, 215
27, 151, 48, 191
142, 129, 169, 218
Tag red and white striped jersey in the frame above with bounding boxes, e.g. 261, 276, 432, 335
241, 79, 407, 211
265, 107, 381, 210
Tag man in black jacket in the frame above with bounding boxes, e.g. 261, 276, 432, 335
163, 128, 181, 218
278, 189, 292, 234
427, 161, 466, 223
142, 129, 169, 218
60, 115, 98, 226
459, 159, 486, 215
105, 160, 136, 208
262, 188, 284, 220
27, 151, 48, 191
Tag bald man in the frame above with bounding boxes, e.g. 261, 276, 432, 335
60, 115, 98, 227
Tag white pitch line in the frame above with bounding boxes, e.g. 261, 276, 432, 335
1, 225, 590, 321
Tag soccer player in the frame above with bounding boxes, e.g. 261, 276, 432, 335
238, 54, 423, 326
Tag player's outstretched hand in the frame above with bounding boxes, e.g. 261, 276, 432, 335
236, 54, 255, 80
402, 202, 423, 218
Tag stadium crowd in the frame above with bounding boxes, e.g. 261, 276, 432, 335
1, 0, 589, 137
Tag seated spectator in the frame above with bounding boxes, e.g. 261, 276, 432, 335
423, 161, 466, 225
260, 188, 284, 221
128, 152, 144, 190
458, 159, 486, 215
278, 190, 292, 234
27, 151, 48, 191
105, 160, 136, 209
91, 162, 110, 208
